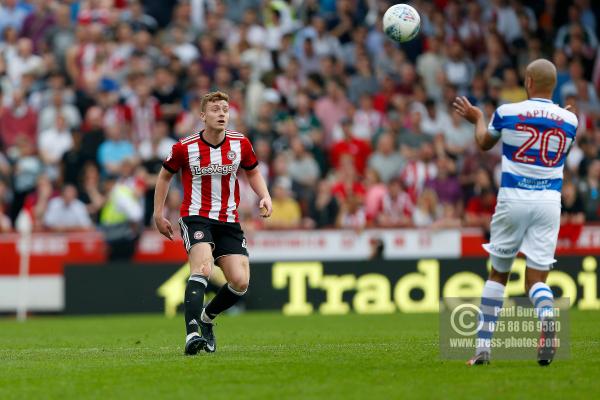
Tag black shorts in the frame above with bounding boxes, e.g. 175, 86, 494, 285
178, 215, 249, 260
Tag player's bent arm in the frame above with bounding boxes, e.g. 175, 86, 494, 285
474, 116, 500, 151
153, 167, 175, 240
245, 167, 273, 218
453, 96, 500, 151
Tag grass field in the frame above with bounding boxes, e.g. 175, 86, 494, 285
1, 311, 598, 400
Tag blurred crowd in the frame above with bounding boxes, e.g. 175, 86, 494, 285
0, 0, 599, 238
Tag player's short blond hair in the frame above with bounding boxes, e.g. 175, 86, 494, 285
200, 91, 229, 111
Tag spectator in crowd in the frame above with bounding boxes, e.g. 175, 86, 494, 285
443, 110, 473, 156
97, 123, 136, 176
0, 148, 10, 181
401, 141, 437, 199
138, 120, 176, 162
44, 184, 93, 232
45, 4, 75, 69
399, 111, 434, 155
561, 180, 586, 225
175, 94, 204, 138
416, 36, 445, 101
314, 79, 350, 145
578, 159, 600, 222
292, 91, 321, 139
38, 114, 73, 181
99, 171, 144, 261
330, 117, 371, 176
418, 98, 448, 137
351, 94, 384, 142
555, 5, 598, 52
363, 168, 387, 223
348, 56, 379, 104
6, 37, 43, 86
0, 89, 38, 153
264, 176, 301, 229
443, 41, 474, 93
20, 0, 55, 55
424, 156, 462, 208
0, 0, 29, 35
10, 137, 42, 221
22, 173, 57, 231
499, 68, 528, 104
38, 89, 81, 133
464, 188, 497, 233
0, 179, 11, 232
78, 162, 105, 223
287, 136, 320, 194
376, 178, 414, 227
331, 155, 366, 202
124, 74, 162, 144
306, 179, 339, 229
412, 188, 442, 227
336, 192, 366, 230
367, 132, 405, 184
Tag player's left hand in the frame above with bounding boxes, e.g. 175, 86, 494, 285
453, 96, 483, 124
259, 196, 273, 218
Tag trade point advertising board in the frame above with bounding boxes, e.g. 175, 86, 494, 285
63, 256, 600, 315
2, 229, 600, 315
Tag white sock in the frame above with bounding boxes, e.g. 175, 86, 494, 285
529, 282, 554, 319
186, 332, 200, 342
476, 280, 505, 355
201, 308, 213, 324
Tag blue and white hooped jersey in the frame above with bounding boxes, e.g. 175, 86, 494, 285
488, 98, 578, 203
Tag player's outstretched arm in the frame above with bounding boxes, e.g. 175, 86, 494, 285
453, 96, 499, 151
153, 167, 175, 240
245, 168, 272, 218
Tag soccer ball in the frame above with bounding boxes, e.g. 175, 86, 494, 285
382, 4, 421, 43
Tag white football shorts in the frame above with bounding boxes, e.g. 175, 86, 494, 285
483, 200, 561, 272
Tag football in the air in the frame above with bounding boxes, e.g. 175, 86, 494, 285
382, 4, 421, 43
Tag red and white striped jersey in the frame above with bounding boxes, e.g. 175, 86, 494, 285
162, 130, 258, 223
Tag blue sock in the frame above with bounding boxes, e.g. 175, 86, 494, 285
529, 282, 554, 320
476, 280, 505, 355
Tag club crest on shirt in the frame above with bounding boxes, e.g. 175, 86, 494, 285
194, 231, 204, 240
227, 150, 237, 161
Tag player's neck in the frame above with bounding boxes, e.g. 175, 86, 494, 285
202, 128, 226, 146
528, 92, 552, 101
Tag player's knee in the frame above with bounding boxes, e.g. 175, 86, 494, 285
229, 275, 249, 293
229, 263, 250, 292
190, 255, 213, 275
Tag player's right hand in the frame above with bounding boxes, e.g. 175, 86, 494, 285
452, 96, 483, 124
154, 215, 174, 241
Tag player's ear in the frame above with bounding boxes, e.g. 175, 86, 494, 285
525, 75, 532, 92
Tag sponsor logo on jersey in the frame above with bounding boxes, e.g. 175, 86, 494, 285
192, 163, 237, 176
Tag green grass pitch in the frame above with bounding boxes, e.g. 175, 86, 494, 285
1, 311, 598, 400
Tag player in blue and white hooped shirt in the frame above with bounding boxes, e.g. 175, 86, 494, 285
454, 59, 577, 366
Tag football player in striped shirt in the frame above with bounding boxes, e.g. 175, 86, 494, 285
454, 59, 577, 366
153, 91, 272, 355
